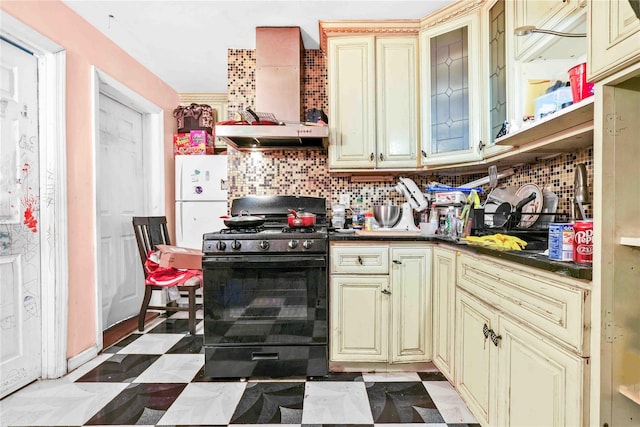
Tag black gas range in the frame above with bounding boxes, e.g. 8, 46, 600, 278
201, 195, 329, 379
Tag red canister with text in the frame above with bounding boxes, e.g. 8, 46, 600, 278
573, 220, 593, 264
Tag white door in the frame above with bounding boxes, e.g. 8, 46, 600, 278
0, 40, 42, 397
97, 93, 146, 330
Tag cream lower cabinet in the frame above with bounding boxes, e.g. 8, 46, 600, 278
431, 246, 457, 382
330, 243, 431, 363
455, 251, 590, 427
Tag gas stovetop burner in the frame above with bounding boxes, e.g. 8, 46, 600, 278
220, 226, 265, 234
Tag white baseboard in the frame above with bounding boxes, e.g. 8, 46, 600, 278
67, 345, 99, 372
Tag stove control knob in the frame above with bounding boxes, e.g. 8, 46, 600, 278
303, 239, 313, 249
259, 240, 270, 250
231, 240, 242, 250
288, 239, 299, 249
215, 241, 227, 251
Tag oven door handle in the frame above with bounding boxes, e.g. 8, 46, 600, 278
203, 255, 326, 268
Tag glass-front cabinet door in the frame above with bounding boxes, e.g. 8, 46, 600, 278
420, 12, 483, 166
482, 0, 514, 155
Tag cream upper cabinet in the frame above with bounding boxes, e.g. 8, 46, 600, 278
455, 251, 591, 427
328, 36, 376, 169
420, 12, 483, 165
431, 246, 457, 382
588, 0, 640, 82
513, 0, 587, 60
328, 34, 419, 170
329, 242, 431, 364
481, 0, 515, 154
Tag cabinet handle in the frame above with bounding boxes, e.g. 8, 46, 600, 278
379, 153, 383, 162
478, 140, 485, 151
483, 323, 491, 339
421, 150, 427, 158
370, 153, 374, 162
357, 256, 363, 265
381, 289, 391, 295
392, 259, 402, 265
490, 330, 502, 347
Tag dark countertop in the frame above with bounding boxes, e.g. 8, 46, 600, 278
329, 231, 592, 281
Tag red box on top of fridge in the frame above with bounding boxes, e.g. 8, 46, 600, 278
173, 131, 214, 155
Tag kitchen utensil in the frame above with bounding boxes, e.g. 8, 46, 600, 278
492, 192, 538, 228
489, 165, 498, 190
482, 165, 499, 208
492, 202, 513, 227
572, 163, 590, 220
514, 183, 543, 227
373, 205, 401, 228
221, 210, 265, 228
287, 209, 316, 227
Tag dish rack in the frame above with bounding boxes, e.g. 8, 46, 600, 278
239, 109, 279, 123
471, 209, 570, 232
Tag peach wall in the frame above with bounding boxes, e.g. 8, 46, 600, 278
0, 1, 179, 358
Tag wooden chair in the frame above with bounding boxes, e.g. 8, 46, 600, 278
132, 216, 202, 335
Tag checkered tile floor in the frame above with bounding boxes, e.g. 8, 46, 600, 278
0, 314, 479, 426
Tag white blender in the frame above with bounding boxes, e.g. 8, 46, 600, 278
392, 177, 429, 231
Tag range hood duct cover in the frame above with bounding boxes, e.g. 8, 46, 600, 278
215, 26, 329, 151
256, 26, 302, 123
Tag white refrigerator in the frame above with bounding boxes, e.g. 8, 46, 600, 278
175, 155, 228, 249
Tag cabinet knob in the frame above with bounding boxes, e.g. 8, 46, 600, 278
490, 330, 502, 347
381, 289, 391, 295
379, 153, 383, 161
370, 153, 375, 162
357, 255, 363, 265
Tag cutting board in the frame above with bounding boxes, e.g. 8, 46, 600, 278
355, 230, 422, 237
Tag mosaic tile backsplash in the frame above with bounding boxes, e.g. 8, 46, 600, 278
225, 48, 593, 222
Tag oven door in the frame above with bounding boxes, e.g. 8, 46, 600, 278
202, 254, 327, 346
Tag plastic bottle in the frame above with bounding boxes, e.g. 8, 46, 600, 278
364, 212, 377, 231
352, 197, 364, 229
445, 206, 456, 237
428, 203, 439, 234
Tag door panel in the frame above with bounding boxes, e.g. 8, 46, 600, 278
0, 39, 41, 398
497, 315, 585, 427
98, 94, 145, 329
176, 201, 227, 249
330, 275, 389, 362
390, 246, 431, 362
455, 291, 494, 426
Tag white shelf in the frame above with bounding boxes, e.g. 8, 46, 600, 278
619, 237, 640, 247
619, 384, 640, 406
495, 97, 594, 148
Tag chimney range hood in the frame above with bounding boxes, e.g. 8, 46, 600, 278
216, 27, 329, 151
